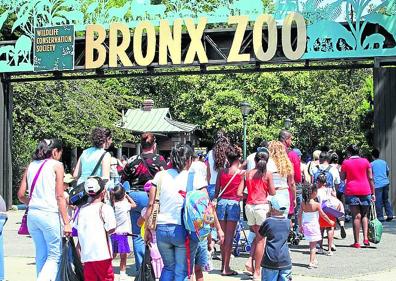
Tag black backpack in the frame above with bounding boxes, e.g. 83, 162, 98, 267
69, 152, 107, 206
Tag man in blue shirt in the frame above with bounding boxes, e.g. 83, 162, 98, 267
371, 149, 393, 222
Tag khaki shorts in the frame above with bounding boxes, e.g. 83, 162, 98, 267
245, 203, 270, 226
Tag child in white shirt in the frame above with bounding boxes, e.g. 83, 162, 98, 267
110, 184, 136, 280
76, 177, 116, 281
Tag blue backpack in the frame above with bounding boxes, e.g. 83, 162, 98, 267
183, 172, 214, 242
313, 166, 334, 188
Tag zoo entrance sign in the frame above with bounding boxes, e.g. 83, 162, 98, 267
84, 14, 306, 69
1, 0, 396, 73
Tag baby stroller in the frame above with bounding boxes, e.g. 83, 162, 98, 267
232, 220, 252, 257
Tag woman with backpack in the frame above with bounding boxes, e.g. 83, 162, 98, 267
240, 149, 275, 280
214, 144, 245, 276
122, 132, 167, 271
73, 127, 112, 184
144, 144, 198, 281
341, 144, 375, 248
17, 139, 71, 280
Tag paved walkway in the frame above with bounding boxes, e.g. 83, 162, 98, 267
4, 210, 396, 281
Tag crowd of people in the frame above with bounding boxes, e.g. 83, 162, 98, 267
17, 127, 394, 281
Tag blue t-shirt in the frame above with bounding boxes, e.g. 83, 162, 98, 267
371, 159, 390, 189
259, 216, 291, 270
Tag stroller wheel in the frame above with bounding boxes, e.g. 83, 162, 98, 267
292, 238, 300, 246
233, 247, 240, 257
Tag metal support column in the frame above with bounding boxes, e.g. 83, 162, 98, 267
373, 67, 396, 214
0, 75, 13, 209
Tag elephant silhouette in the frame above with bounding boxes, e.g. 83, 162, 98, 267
307, 20, 356, 52
363, 33, 385, 50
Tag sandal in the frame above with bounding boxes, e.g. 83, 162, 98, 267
221, 270, 239, 276
363, 239, 370, 247
244, 264, 253, 275
351, 243, 361, 248
308, 261, 318, 269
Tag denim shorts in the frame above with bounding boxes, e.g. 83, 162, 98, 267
195, 240, 208, 267
345, 195, 371, 206
207, 184, 216, 201
216, 198, 241, 221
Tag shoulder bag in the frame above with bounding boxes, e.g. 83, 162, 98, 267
69, 151, 107, 206
369, 201, 383, 244
146, 171, 165, 230
18, 159, 48, 235
212, 169, 239, 206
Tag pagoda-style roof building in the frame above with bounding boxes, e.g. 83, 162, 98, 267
120, 100, 199, 156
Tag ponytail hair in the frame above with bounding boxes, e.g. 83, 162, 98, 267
110, 184, 126, 207
317, 173, 327, 185
255, 150, 269, 174
302, 182, 317, 204
171, 144, 193, 172
32, 139, 63, 160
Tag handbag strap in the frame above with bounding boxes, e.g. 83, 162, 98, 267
153, 171, 165, 202
29, 159, 49, 200
217, 169, 239, 199
90, 152, 107, 177
140, 154, 154, 178
371, 201, 377, 220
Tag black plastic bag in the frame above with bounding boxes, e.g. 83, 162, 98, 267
135, 244, 156, 281
56, 237, 84, 281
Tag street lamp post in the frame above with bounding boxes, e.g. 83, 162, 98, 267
240, 102, 251, 160
284, 117, 292, 130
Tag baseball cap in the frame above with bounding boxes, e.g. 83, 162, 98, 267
270, 195, 288, 212
63, 173, 75, 184
84, 177, 105, 196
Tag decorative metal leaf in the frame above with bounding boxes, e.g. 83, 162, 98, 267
87, 2, 99, 14
0, 11, 9, 30
11, 13, 29, 32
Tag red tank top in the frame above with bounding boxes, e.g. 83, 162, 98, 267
246, 177, 269, 205
219, 172, 242, 201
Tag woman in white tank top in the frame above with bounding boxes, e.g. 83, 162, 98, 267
17, 139, 71, 280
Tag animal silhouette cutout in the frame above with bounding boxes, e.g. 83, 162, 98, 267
307, 20, 356, 52
363, 33, 385, 49
0, 45, 14, 64
12, 35, 32, 66
58, 10, 84, 25
107, 2, 130, 22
